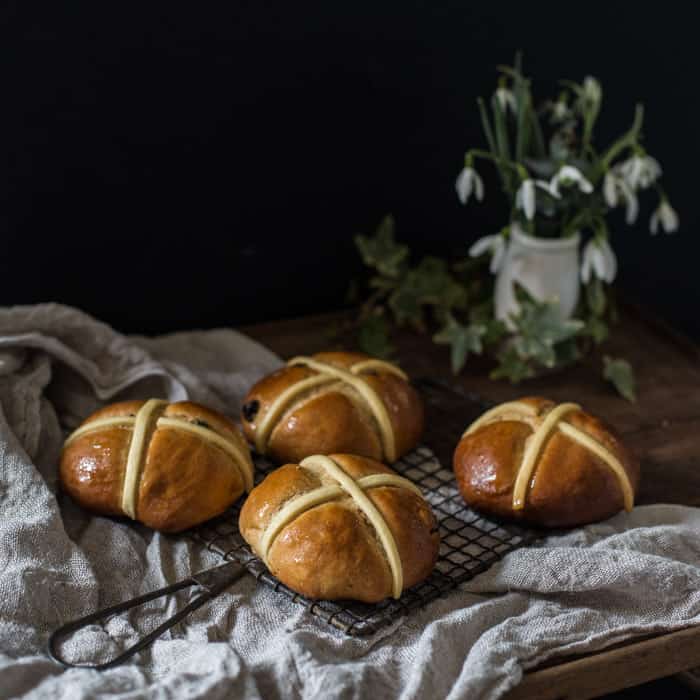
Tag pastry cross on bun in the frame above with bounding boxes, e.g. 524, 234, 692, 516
60, 399, 254, 532
241, 352, 424, 465
453, 397, 639, 527
239, 454, 439, 602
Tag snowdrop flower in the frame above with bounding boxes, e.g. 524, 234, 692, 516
551, 98, 572, 123
515, 179, 536, 220
495, 86, 517, 115
469, 233, 507, 274
515, 178, 561, 221
581, 238, 617, 284
549, 165, 594, 197
455, 165, 484, 205
650, 200, 679, 235
603, 170, 639, 224
581, 76, 602, 105
619, 154, 662, 190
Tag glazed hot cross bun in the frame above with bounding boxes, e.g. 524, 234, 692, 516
239, 453, 439, 602
453, 397, 639, 527
60, 399, 253, 532
240, 352, 424, 464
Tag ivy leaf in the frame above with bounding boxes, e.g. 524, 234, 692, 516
389, 256, 468, 330
403, 257, 468, 311
433, 315, 486, 374
388, 285, 424, 329
603, 356, 636, 402
491, 345, 535, 383
354, 214, 409, 279
483, 317, 508, 345
555, 338, 582, 367
509, 287, 584, 368
358, 315, 395, 359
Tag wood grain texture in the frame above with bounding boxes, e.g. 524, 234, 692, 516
241, 305, 700, 697
504, 626, 700, 700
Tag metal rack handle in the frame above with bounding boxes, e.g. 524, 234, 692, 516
47, 561, 247, 670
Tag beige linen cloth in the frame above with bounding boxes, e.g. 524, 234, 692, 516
1, 303, 700, 699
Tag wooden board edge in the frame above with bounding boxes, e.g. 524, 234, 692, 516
504, 624, 700, 700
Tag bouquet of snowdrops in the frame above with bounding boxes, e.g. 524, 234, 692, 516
457, 60, 678, 279
351, 56, 678, 400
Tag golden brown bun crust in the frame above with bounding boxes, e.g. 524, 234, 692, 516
240, 351, 424, 464
453, 397, 640, 528
59, 400, 251, 532
238, 453, 439, 602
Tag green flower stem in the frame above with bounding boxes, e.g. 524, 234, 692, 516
562, 208, 591, 238
467, 149, 522, 175
599, 104, 644, 173
466, 148, 520, 194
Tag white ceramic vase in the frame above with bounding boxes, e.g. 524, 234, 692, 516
494, 228, 580, 326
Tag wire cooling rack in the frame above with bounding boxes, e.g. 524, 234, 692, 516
187, 378, 538, 636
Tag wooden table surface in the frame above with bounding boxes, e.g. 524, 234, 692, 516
243, 306, 700, 699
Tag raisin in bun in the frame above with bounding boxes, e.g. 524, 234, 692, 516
453, 397, 639, 527
240, 352, 424, 464
60, 399, 253, 532
239, 453, 439, 602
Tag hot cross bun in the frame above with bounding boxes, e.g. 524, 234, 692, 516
240, 352, 424, 464
239, 454, 439, 602
453, 397, 639, 527
60, 399, 253, 532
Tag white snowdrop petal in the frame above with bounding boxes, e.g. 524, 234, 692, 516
603, 173, 618, 207
601, 240, 618, 283
490, 239, 506, 273
469, 235, 496, 258
625, 192, 639, 225
474, 172, 485, 202
455, 168, 473, 204
650, 211, 660, 235
660, 202, 679, 233
591, 247, 607, 280
578, 177, 594, 194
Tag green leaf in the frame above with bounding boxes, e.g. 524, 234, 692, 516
433, 315, 486, 374
483, 317, 508, 345
515, 79, 530, 161
528, 106, 547, 158
491, 93, 511, 163
491, 345, 535, 383
389, 256, 468, 328
511, 287, 585, 348
555, 338, 582, 366
354, 215, 409, 278
358, 315, 395, 359
507, 287, 584, 370
388, 285, 424, 329
603, 356, 636, 402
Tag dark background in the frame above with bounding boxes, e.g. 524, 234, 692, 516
1, 2, 698, 338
